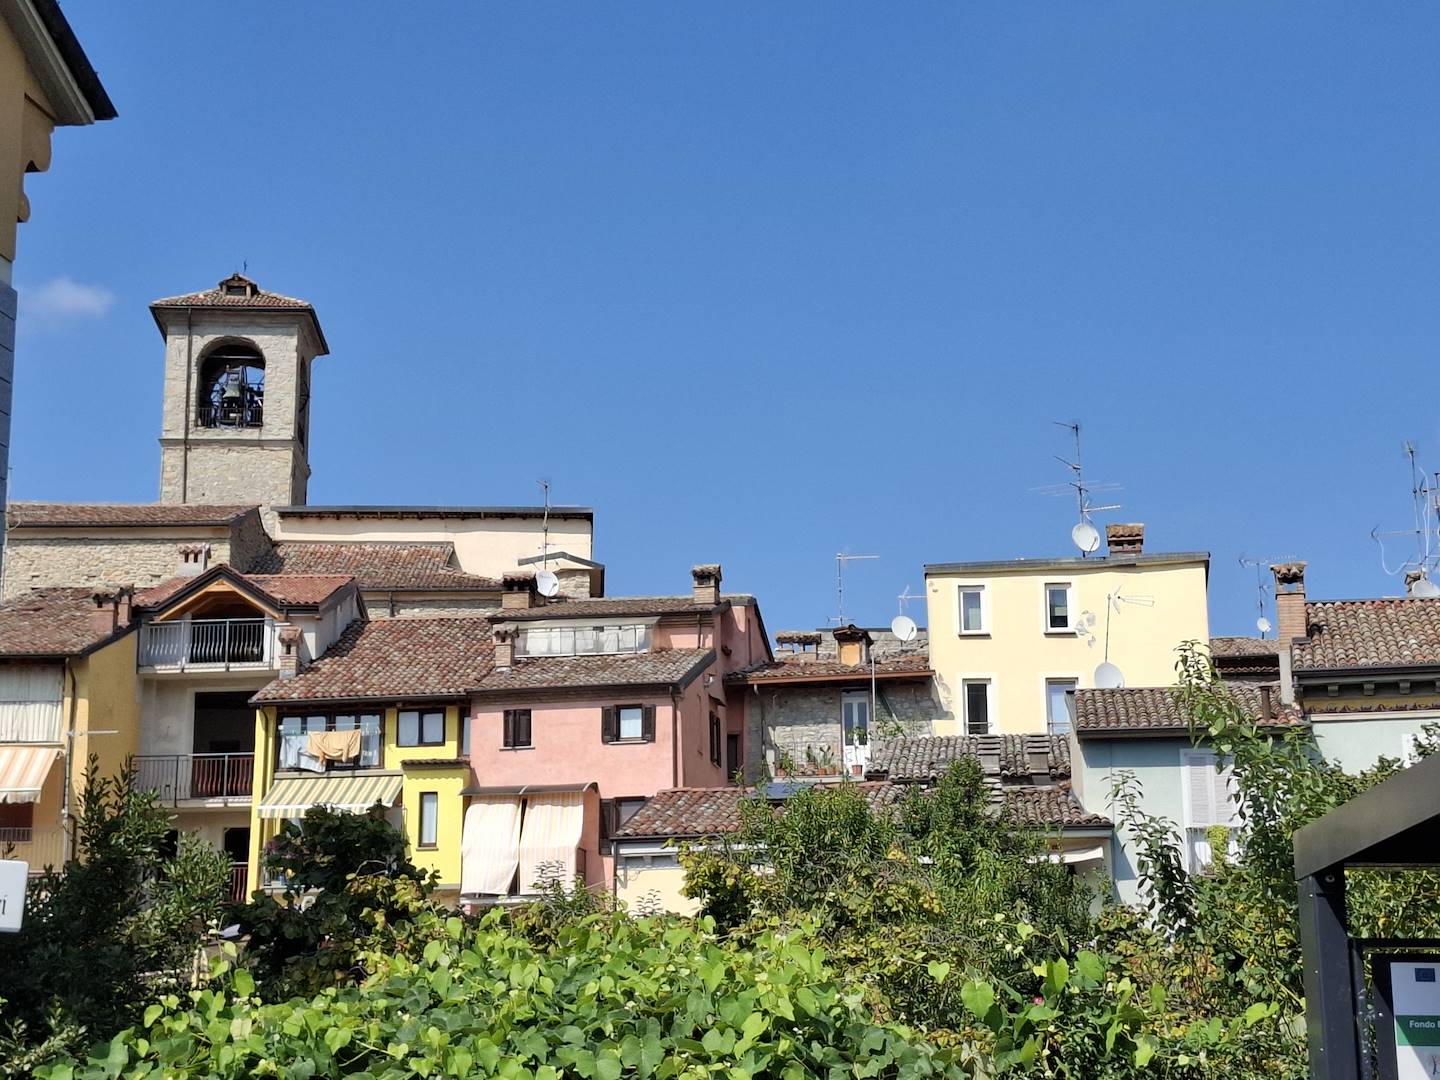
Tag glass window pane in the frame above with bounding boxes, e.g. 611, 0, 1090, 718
1047, 587, 1069, 629
360, 715, 382, 766
961, 590, 983, 632
305, 715, 327, 732
965, 683, 989, 734
398, 711, 419, 746
333, 715, 357, 731
619, 706, 643, 740
1047, 681, 1076, 735
421, 712, 444, 744
460, 714, 471, 756
419, 793, 438, 846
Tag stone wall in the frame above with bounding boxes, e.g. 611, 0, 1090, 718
744, 679, 940, 781
159, 441, 303, 510
367, 595, 501, 619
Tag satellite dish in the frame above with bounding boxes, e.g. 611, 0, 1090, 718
1072, 521, 1101, 554
1256, 616, 1272, 634
535, 569, 560, 598
1413, 577, 1440, 598
890, 615, 918, 642
1094, 661, 1125, 689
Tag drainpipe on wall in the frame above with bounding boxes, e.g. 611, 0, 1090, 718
671, 688, 682, 788
61, 661, 78, 864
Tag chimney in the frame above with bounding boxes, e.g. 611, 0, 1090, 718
177, 543, 211, 577
692, 564, 722, 607
493, 626, 517, 670
277, 625, 303, 678
1105, 523, 1145, 556
1272, 562, 1308, 643
501, 571, 538, 610
1025, 734, 1052, 783
89, 587, 131, 637
832, 624, 872, 667
775, 631, 822, 661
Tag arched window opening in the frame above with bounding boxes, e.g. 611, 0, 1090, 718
198, 344, 264, 428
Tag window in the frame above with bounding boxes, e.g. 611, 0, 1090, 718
709, 712, 722, 767
503, 709, 532, 749
278, 713, 381, 769
1045, 584, 1072, 632
603, 796, 649, 839
197, 344, 264, 429
958, 587, 986, 634
616, 797, 646, 825
0, 802, 34, 842
516, 624, 651, 658
460, 713, 471, 756
1182, 750, 1242, 871
602, 704, 655, 743
963, 680, 991, 735
1046, 679, 1077, 735
398, 710, 445, 747
841, 692, 870, 746
417, 792, 438, 848
726, 733, 740, 775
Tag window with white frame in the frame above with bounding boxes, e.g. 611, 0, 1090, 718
841, 691, 870, 747
418, 792, 438, 848
516, 623, 651, 658
963, 680, 991, 735
1181, 749, 1242, 871
1045, 679, 1076, 735
958, 586, 987, 634
1044, 583, 1073, 632
618, 705, 644, 741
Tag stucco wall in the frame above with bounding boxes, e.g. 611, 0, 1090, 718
1310, 712, 1440, 772
70, 633, 142, 802
925, 560, 1210, 734
615, 859, 697, 916
138, 672, 270, 756
385, 704, 467, 888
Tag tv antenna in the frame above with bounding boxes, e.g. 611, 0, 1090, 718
1032, 421, 1122, 556
1238, 555, 1293, 636
832, 552, 878, 626
890, 588, 921, 643
537, 478, 552, 568
1372, 441, 1440, 594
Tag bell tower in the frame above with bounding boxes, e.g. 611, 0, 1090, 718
151, 274, 329, 508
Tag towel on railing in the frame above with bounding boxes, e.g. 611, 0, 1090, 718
306, 729, 361, 764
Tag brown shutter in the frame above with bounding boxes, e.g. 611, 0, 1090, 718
601, 706, 617, 743
600, 799, 619, 840
503, 710, 515, 748
642, 704, 656, 742
518, 710, 531, 747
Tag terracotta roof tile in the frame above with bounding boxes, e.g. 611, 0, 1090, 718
1073, 684, 1299, 734
0, 588, 129, 657
1292, 599, 1440, 671
490, 595, 753, 623
135, 572, 354, 610
727, 654, 932, 684
253, 617, 494, 704
867, 734, 1071, 782
7, 502, 259, 529
477, 649, 715, 694
1003, 784, 1111, 828
1209, 636, 1281, 659
613, 782, 903, 839
150, 274, 313, 312
248, 542, 500, 592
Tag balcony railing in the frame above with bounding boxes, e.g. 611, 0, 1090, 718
228, 862, 250, 904
197, 402, 263, 428
133, 753, 255, 804
0, 828, 65, 870
139, 618, 274, 671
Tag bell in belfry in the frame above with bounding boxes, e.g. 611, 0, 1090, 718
221, 371, 244, 402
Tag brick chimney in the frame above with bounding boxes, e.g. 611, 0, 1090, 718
501, 571, 538, 610
493, 625, 517, 670
692, 564, 722, 607
1105, 523, 1145, 556
177, 543, 211, 577
775, 631, 822, 661
89, 586, 134, 637
1272, 562, 1308, 643
277, 625, 303, 678
832, 624, 872, 666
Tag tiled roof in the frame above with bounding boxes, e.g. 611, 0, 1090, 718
150, 275, 313, 311
1293, 599, 1440, 672
727, 654, 932, 684
867, 734, 1070, 782
490, 595, 752, 623
1003, 784, 1111, 828
476, 649, 715, 694
253, 617, 494, 703
1073, 684, 1298, 734
135, 572, 354, 610
1209, 636, 1281, 659
249, 542, 500, 592
0, 588, 128, 658
613, 782, 903, 839
7, 502, 258, 529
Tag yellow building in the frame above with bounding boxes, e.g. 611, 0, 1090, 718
923, 524, 1209, 736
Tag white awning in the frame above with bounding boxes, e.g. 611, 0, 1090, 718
0, 746, 60, 803
461, 797, 522, 896
518, 791, 585, 892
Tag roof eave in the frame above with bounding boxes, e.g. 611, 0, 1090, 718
924, 552, 1211, 575
5, 0, 116, 123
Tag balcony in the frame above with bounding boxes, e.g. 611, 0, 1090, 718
0, 827, 65, 870
197, 402, 263, 429
139, 618, 275, 672
133, 753, 255, 805
228, 862, 250, 904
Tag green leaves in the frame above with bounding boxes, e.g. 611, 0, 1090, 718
960, 979, 996, 1021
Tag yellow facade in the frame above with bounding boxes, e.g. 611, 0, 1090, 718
67, 633, 142, 803
924, 555, 1209, 734
247, 703, 468, 893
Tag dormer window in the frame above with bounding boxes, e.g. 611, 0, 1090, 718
515, 622, 651, 658
198, 343, 264, 428
218, 273, 258, 298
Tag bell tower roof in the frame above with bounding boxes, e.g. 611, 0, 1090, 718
149, 274, 328, 354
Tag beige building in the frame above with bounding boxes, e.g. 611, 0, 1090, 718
0, 0, 114, 578
923, 524, 1210, 735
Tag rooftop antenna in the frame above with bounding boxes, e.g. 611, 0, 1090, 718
1033, 421, 1122, 556
832, 552, 878, 626
891, 587, 921, 643
1371, 441, 1440, 594
1237, 555, 1295, 636
537, 478, 551, 568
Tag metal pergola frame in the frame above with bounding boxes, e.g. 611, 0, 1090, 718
1294, 752, 1440, 1080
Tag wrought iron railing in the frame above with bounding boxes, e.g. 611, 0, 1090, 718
139, 618, 273, 670
133, 753, 255, 804
197, 402, 263, 428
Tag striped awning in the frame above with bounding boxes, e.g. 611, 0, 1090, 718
256, 772, 403, 819
0, 746, 60, 803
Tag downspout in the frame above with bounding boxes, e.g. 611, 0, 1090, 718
61, 660, 78, 864
181, 306, 194, 502
671, 688, 681, 788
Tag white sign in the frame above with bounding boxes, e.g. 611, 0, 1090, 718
1390, 960, 1440, 1079
0, 859, 28, 932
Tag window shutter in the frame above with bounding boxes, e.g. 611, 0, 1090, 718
503, 710, 515, 748
600, 799, 619, 840
517, 710, 531, 747
1183, 751, 1217, 827
601, 706, 617, 743
642, 704, 656, 742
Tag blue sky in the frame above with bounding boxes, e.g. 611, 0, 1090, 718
14, 3, 1440, 636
